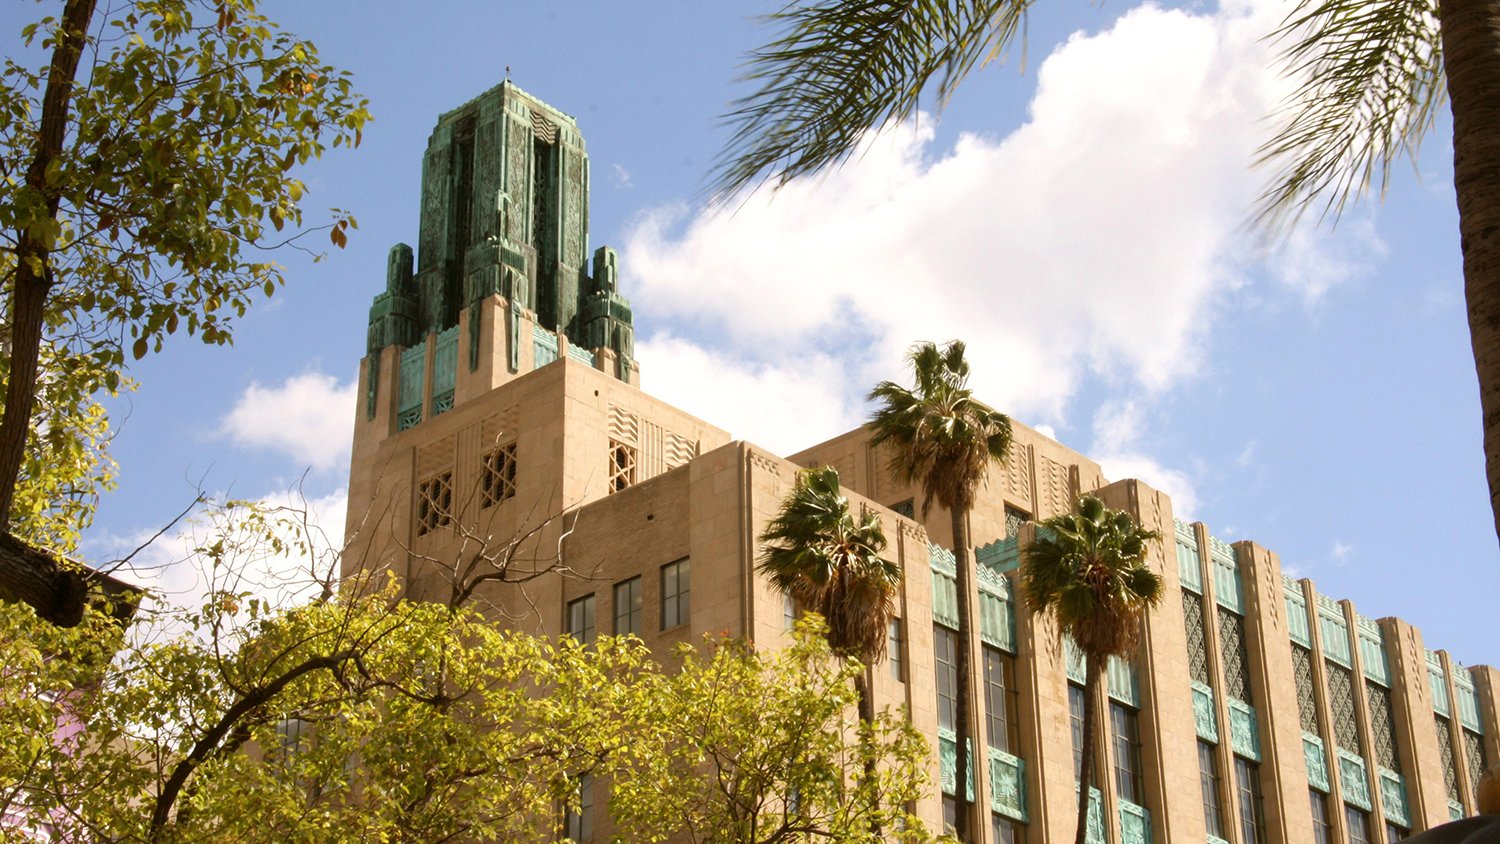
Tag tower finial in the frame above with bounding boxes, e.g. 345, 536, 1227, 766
505, 65, 511, 82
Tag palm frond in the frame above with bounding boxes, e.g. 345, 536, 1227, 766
709, 0, 1034, 202
1254, 0, 1444, 234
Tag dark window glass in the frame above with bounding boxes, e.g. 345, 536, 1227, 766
1386, 823, 1409, 842
1345, 805, 1372, 844
892, 498, 915, 519
1309, 791, 1332, 844
660, 558, 689, 629
566, 594, 595, 646
1071, 685, 1087, 783
565, 773, 592, 841
984, 646, 1020, 752
889, 618, 904, 682
992, 812, 1024, 843
1199, 740, 1224, 838
942, 795, 957, 837
1110, 702, 1144, 804
935, 626, 958, 730
612, 577, 641, 637
1234, 757, 1265, 844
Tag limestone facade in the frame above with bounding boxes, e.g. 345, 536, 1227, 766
344, 82, 1497, 844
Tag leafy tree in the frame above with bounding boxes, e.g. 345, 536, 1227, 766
0, 503, 939, 843
1019, 494, 1162, 844
0, 0, 369, 535
758, 465, 899, 724
868, 340, 1011, 842
711, 0, 1500, 547
610, 617, 940, 844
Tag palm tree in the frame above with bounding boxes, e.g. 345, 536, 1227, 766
710, 0, 1500, 547
1020, 494, 1163, 844
868, 340, 1011, 843
758, 465, 899, 726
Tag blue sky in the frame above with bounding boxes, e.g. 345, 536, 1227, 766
8, 1, 1493, 667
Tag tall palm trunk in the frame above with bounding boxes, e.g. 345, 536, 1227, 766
1075, 657, 1102, 844
950, 505, 977, 843
1441, 0, 1500, 544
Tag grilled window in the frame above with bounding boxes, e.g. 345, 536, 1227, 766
1004, 506, 1029, 539
1292, 645, 1319, 734
416, 471, 453, 536
1218, 608, 1252, 703
1437, 715, 1460, 801
481, 442, 518, 507
1367, 683, 1399, 772
1183, 591, 1210, 685
1326, 663, 1359, 751
608, 440, 637, 494
891, 498, 915, 519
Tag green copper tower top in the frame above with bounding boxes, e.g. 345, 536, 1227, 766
365, 80, 634, 375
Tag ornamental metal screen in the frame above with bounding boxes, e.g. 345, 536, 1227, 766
1184, 591, 1210, 685
1327, 663, 1359, 751
1219, 608, 1252, 703
1367, 683, 1399, 772
1436, 716, 1459, 801
1293, 645, 1319, 734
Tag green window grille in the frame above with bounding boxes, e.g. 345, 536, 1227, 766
1339, 748, 1373, 811
989, 747, 1027, 821
1218, 607, 1252, 704
1436, 715, 1460, 802
1319, 597, 1353, 667
1183, 591, 1210, 685
978, 565, 1016, 652
1327, 663, 1359, 751
397, 341, 426, 431
1367, 683, 1399, 772
1429, 650, 1451, 716
891, 498, 915, 519
1119, 799, 1152, 844
1304, 733, 1331, 792
1456, 670, 1483, 733
1194, 681, 1219, 742
430, 325, 458, 415
1177, 540, 1203, 593
1380, 768, 1411, 828
938, 726, 975, 800
1108, 654, 1140, 708
533, 324, 558, 366
1292, 645, 1319, 734
1065, 635, 1087, 685
1210, 537, 1242, 611
1285, 578, 1311, 647
1464, 730, 1487, 805
1229, 698, 1262, 761
1356, 614, 1390, 686
932, 570, 959, 630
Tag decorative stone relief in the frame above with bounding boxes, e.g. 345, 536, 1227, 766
1192, 681, 1218, 742
1338, 747, 1372, 811
1380, 767, 1411, 827
1228, 699, 1261, 761
937, 728, 975, 801
1304, 733, 1330, 792
1119, 799, 1152, 844
988, 747, 1027, 821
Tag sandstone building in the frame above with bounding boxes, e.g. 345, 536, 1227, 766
344, 81, 1499, 844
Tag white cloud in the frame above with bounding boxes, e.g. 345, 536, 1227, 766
611, 162, 634, 189
621, 0, 1369, 455
1235, 440, 1257, 468
220, 372, 355, 472
1330, 541, 1353, 564
88, 486, 350, 620
1088, 400, 1200, 519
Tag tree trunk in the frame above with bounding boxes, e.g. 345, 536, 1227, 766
854, 669, 881, 837
950, 505, 977, 843
1441, 0, 1500, 544
0, 531, 86, 625
1075, 657, 1103, 844
0, 0, 97, 530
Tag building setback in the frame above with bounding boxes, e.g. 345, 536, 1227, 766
344, 81, 1498, 844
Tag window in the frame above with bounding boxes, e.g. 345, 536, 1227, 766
891, 498, 915, 519
1199, 740, 1224, 838
608, 439, 637, 494
985, 647, 1021, 753
1386, 823, 1409, 842
660, 558, 689, 629
992, 812, 1025, 843
1309, 790, 1332, 844
942, 795, 958, 837
416, 471, 453, 536
935, 626, 958, 731
1111, 702, 1144, 804
888, 618, 904, 682
1003, 505, 1029, 539
1070, 685, 1087, 783
613, 577, 641, 637
1345, 805, 1372, 844
481, 442, 518, 507
1234, 757, 1266, 844
565, 773, 592, 841
783, 594, 796, 631
566, 595, 595, 647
